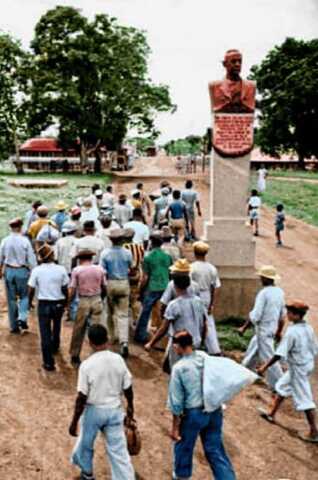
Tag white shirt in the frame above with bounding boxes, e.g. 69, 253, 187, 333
249, 286, 286, 336
96, 221, 120, 249
71, 236, 105, 264
249, 196, 261, 209
78, 350, 132, 407
0, 233, 36, 268
276, 322, 318, 366
80, 208, 101, 230
113, 203, 133, 227
102, 192, 115, 208
191, 261, 221, 292
55, 235, 77, 274
28, 263, 69, 300
123, 220, 150, 245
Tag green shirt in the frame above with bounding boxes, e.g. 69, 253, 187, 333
143, 248, 172, 292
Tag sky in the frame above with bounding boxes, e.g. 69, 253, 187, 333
1, 0, 318, 143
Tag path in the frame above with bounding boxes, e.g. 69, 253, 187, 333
1, 155, 318, 479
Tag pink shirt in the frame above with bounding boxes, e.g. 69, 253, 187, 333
70, 264, 106, 297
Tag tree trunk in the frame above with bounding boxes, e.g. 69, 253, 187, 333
298, 153, 306, 170
94, 150, 102, 174
14, 130, 24, 174
80, 142, 88, 174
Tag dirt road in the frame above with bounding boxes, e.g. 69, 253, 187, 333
1, 155, 318, 479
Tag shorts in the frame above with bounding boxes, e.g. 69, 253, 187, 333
249, 208, 259, 220
275, 361, 316, 411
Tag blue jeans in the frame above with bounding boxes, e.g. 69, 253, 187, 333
38, 300, 64, 367
71, 406, 135, 480
134, 290, 163, 343
174, 408, 236, 480
69, 294, 79, 322
4, 266, 30, 330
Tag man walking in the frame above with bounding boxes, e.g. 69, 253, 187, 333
124, 208, 150, 247
238, 265, 285, 389
113, 194, 133, 227
181, 180, 202, 240
69, 324, 135, 480
100, 229, 133, 358
166, 190, 188, 244
28, 244, 69, 371
0, 218, 36, 333
71, 221, 105, 265
28, 205, 51, 241
69, 250, 107, 367
168, 330, 236, 480
134, 232, 172, 345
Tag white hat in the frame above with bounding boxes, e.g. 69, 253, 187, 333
95, 189, 103, 197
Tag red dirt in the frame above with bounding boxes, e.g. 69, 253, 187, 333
1, 155, 318, 479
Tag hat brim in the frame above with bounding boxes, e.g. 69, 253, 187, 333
257, 271, 281, 281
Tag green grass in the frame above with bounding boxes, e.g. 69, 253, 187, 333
217, 317, 253, 352
0, 172, 112, 239
267, 169, 318, 180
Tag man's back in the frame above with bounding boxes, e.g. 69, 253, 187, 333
56, 235, 76, 273
0, 233, 35, 267
143, 248, 172, 291
181, 189, 198, 211
29, 263, 69, 300
251, 286, 285, 335
101, 246, 132, 280
78, 350, 132, 408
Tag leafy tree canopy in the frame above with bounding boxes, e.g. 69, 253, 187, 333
250, 37, 318, 167
164, 135, 204, 156
28, 6, 175, 165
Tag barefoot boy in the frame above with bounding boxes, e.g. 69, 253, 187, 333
248, 189, 261, 236
275, 203, 285, 247
257, 300, 318, 443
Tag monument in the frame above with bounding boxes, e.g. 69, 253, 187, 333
204, 49, 259, 319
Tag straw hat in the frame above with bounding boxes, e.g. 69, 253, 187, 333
82, 198, 93, 208
193, 241, 209, 254
170, 258, 191, 274
55, 200, 68, 210
286, 300, 309, 313
9, 217, 23, 228
37, 244, 54, 262
109, 228, 125, 240
257, 265, 281, 281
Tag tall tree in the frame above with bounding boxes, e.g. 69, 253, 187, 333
0, 33, 30, 171
29, 6, 175, 171
251, 37, 318, 168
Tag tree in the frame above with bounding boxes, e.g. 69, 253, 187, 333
0, 33, 30, 171
28, 6, 175, 171
164, 135, 204, 156
250, 38, 318, 168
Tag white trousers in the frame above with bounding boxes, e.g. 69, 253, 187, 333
199, 290, 221, 355
276, 361, 316, 411
242, 334, 283, 389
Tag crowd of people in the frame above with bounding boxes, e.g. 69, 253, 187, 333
0, 178, 317, 480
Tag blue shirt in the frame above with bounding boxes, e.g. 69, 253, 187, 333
168, 351, 205, 416
0, 233, 36, 269
168, 200, 186, 220
100, 246, 132, 280
52, 211, 69, 232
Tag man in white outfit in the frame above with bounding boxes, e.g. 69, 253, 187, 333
238, 265, 284, 389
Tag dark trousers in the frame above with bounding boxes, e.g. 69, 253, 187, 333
38, 300, 64, 367
134, 290, 163, 343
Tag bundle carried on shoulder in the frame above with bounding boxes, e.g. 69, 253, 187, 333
202, 353, 258, 412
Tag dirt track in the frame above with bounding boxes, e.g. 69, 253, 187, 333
1, 155, 318, 480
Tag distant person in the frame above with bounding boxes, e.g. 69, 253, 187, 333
55, 222, 78, 274
168, 330, 236, 480
275, 203, 285, 247
24, 200, 42, 233
257, 164, 268, 193
257, 300, 318, 443
135, 182, 151, 217
124, 208, 150, 247
248, 189, 261, 236
70, 206, 83, 238
96, 215, 120, 249
113, 194, 133, 227
80, 198, 101, 228
28, 205, 50, 240
101, 185, 115, 210
0, 218, 36, 333
166, 190, 188, 243
52, 200, 69, 232
153, 187, 170, 229
129, 190, 143, 210
69, 324, 135, 480
181, 180, 202, 240
71, 221, 105, 265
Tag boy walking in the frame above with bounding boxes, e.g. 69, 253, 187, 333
248, 189, 261, 236
257, 300, 318, 443
69, 250, 107, 367
275, 203, 285, 247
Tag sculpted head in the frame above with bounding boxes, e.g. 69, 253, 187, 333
223, 49, 242, 80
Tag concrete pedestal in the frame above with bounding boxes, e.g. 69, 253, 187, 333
204, 150, 259, 320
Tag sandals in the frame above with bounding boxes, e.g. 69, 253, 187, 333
257, 407, 275, 423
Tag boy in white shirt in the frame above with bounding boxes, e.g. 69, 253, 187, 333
257, 300, 318, 443
248, 189, 261, 236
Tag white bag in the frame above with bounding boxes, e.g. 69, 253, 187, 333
203, 354, 258, 412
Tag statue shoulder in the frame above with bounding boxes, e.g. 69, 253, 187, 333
244, 79, 256, 90
209, 80, 223, 89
